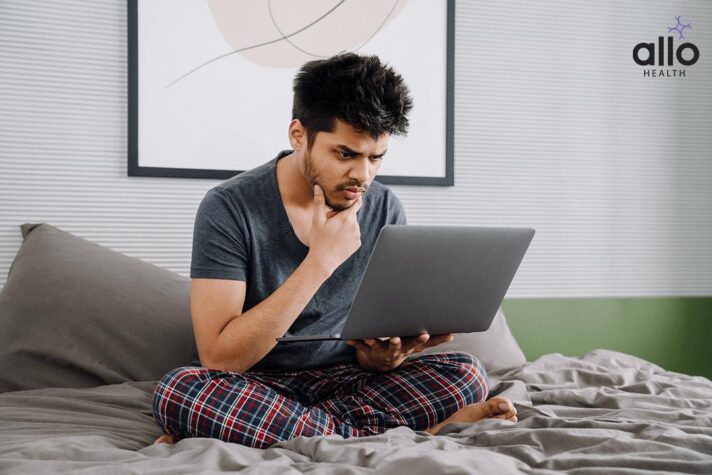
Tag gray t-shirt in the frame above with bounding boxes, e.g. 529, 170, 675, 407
189, 149, 407, 371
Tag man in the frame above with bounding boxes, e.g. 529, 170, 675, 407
152, 52, 516, 449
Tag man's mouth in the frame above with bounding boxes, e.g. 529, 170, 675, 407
342, 187, 365, 200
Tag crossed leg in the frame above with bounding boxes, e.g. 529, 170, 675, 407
152, 351, 515, 448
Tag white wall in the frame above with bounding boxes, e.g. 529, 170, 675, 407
1, 0, 711, 297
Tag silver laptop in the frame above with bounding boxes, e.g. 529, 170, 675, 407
276, 225, 535, 343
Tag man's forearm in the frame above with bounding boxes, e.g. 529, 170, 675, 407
211, 254, 332, 373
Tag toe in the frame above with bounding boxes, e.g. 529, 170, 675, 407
154, 434, 178, 445
486, 397, 517, 419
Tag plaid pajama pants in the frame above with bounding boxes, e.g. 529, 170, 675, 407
152, 351, 489, 449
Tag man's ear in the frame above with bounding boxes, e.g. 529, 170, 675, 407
288, 119, 306, 151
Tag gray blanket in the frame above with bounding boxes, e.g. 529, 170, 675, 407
1, 350, 710, 474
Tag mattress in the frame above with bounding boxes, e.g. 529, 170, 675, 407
1, 349, 710, 474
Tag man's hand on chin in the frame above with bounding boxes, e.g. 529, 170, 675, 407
346, 333, 454, 372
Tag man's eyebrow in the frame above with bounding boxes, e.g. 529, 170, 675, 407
335, 144, 388, 158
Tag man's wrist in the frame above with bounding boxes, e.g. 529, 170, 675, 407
302, 253, 333, 282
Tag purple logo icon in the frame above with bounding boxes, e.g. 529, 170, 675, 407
667, 16, 692, 40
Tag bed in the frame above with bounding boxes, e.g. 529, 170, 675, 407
1, 223, 710, 474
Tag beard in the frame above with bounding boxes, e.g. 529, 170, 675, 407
303, 147, 363, 212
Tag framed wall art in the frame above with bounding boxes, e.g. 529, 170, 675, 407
128, 0, 454, 185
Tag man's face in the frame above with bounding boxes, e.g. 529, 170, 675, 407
301, 119, 389, 212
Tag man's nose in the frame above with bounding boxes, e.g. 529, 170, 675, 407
349, 158, 372, 184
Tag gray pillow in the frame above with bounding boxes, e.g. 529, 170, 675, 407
0, 223, 194, 393
416, 307, 527, 373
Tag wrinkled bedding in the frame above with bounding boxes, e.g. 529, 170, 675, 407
1, 350, 710, 474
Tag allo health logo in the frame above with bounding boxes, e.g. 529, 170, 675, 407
633, 16, 700, 78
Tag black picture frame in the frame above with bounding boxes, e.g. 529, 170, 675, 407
127, 0, 454, 186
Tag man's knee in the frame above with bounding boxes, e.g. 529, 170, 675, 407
152, 366, 235, 429
435, 351, 489, 404
153, 367, 196, 423
154, 366, 205, 397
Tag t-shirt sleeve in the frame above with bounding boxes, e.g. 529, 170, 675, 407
190, 189, 249, 281
389, 191, 408, 225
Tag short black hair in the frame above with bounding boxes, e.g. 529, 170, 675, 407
292, 52, 413, 150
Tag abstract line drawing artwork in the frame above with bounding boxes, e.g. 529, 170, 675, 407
128, 0, 454, 185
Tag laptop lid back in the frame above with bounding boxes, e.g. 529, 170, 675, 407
339, 225, 535, 340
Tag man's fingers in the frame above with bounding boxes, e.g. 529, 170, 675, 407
345, 339, 372, 353
367, 333, 449, 354
431, 333, 454, 343
343, 194, 363, 216
422, 333, 454, 348
400, 333, 430, 352
312, 184, 326, 224
312, 184, 325, 204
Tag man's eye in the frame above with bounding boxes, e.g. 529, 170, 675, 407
337, 151, 383, 161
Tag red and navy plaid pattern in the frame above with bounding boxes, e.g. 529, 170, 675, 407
152, 351, 489, 449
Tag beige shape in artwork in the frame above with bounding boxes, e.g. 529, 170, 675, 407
206, 0, 410, 68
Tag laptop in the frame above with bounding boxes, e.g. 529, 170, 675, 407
276, 224, 535, 343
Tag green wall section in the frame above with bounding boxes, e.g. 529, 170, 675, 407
501, 297, 712, 379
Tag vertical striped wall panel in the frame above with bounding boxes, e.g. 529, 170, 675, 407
1, 0, 711, 297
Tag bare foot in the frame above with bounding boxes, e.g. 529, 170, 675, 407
424, 396, 518, 435
153, 433, 181, 445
